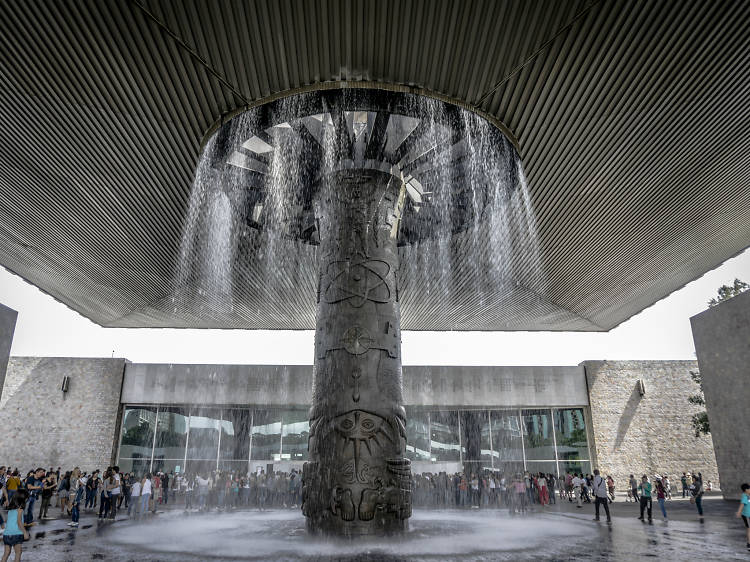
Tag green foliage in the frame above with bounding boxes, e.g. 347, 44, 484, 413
708, 278, 749, 307
691, 411, 710, 437
688, 370, 709, 437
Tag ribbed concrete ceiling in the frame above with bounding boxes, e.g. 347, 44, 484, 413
1, 0, 749, 331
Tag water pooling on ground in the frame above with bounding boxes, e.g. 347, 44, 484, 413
95, 506, 748, 561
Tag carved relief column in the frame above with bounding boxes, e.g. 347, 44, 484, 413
303, 169, 412, 535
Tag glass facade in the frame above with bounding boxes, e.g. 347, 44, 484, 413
117, 405, 591, 477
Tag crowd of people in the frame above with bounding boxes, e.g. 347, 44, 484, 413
1, 462, 748, 558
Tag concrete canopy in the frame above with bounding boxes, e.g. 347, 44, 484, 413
1, 0, 749, 331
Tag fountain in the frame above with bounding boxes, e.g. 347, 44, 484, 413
179, 87, 536, 535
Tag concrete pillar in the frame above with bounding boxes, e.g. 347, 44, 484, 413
303, 169, 412, 535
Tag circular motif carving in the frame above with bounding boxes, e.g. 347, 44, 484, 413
342, 326, 373, 355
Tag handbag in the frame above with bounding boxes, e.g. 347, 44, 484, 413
689, 495, 695, 504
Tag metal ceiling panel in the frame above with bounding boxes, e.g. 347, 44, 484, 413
0, 0, 749, 331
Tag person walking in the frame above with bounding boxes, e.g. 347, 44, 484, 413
607, 475, 615, 502
572, 474, 583, 508
629, 474, 639, 502
735, 483, 750, 551
638, 475, 652, 522
23, 469, 44, 525
691, 474, 704, 518
655, 477, 668, 520
592, 469, 611, 522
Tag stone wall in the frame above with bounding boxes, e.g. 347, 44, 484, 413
691, 289, 750, 499
584, 360, 719, 490
0, 357, 125, 471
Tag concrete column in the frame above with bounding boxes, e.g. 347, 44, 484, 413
303, 169, 411, 535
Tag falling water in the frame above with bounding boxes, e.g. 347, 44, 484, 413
176, 89, 543, 329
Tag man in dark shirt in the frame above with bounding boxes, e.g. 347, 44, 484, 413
161, 472, 170, 505
24, 467, 45, 524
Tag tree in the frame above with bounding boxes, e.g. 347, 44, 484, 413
708, 278, 749, 307
688, 370, 709, 436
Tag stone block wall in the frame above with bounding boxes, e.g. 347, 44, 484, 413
584, 360, 718, 490
0, 357, 125, 472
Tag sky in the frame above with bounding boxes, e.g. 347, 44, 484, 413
1, 248, 748, 366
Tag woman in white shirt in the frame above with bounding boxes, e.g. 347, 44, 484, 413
140, 473, 152, 515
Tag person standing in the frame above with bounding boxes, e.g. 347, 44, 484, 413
538, 474, 549, 508
638, 475, 652, 522
38, 473, 56, 520
735, 483, 750, 550
592, 469, 611, 522
5, 472, 20, 504
161, 472, 170, 505
140, 474, 152, 515
629, 474, 639, 502
655, 477, 668, 520
109, 467, 121, 519
664, 475, 672, 499
572, 474, 583, 508
128, 477, 141, 517
1, 491, 30, 562
67, 479, 85, 528
691, 474, 704, 518
681, 473, 688, 498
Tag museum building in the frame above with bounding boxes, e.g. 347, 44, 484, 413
0, 356, 718, 489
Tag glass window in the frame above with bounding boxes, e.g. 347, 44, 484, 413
151, 458, 184, 476
429, 411, 462, 462
559, 460, 591, 477
460, 411, 492, 463
220, 409, 252, 460
281, 410, 309, 462
153, 407, 189, 461
526, 460, 558, 476
490, 410, 523, 461
119, 457, 152, 478
492, 460, 525, 478
521, 409, 556, 461
218, 459, 250, 475
251, 410, 282, 461
187, 409, 221, 460
185, 459, 218, 477
119, 406, 157, 460
405, 411, 430, 461
553, 408, 589, 461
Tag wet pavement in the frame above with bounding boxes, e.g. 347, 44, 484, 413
16, 494, 749, 561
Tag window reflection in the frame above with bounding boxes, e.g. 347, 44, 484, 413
490, 410, 523, 461
221, 409, 252, 460
281, 410, 309, 461
430, 411, 462, 462
521, 409, 555, 461
554, 408, 589, 462
119, 407, 157, 459
405, 411, 430, 461
153, 407, 189, 461
251, 410, 282, 461
559, 460, 591, 476
187, 409, 221, 460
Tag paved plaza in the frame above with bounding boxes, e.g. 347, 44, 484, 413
14, 493, 748, 561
